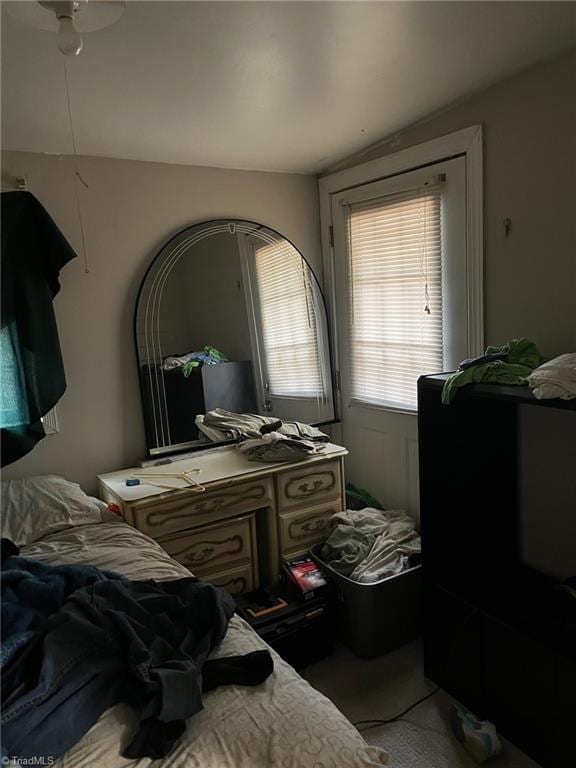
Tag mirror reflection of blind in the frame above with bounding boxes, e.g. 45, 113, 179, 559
346, 187, 443, 410
254, 240, 324, 398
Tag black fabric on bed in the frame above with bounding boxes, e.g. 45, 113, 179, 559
124, 650, 275, 759
1, 573, 273, 762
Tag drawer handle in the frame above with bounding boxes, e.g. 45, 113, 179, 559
284, 470, 337, 500
191, 499, 224, 513
297, 479, 323, 495
145, 485, 269, 529
302, 518, 327, 533
289, 516, 328, 541
188, 546, 215, 563
182, 534, 244, 565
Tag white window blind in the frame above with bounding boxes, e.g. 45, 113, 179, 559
345, 186, 443, 410
254, 239, 324, 398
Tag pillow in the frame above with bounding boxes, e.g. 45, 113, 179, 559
1, 475, 106, 546
528, 353, 576, 400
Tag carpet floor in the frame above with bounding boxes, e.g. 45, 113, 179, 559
302, 640, 541, 768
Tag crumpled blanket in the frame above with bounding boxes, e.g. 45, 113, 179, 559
528, 353, 576, 400
1, 539, 122, 667
320, 508, 421, 583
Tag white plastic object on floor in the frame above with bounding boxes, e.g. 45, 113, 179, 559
450, 703, 502, 764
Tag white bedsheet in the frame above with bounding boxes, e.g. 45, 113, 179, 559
21, 519, 389, 768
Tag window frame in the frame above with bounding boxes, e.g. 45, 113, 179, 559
319, 124, 484, 417
333, 158, 468, 412
238, 232, 332, 410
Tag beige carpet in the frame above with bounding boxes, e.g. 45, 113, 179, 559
302, 641, 540, 768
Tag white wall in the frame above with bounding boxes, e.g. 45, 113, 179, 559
1, 153, 321, 492
323, 49, 576, 358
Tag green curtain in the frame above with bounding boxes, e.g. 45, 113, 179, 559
1, 192, 76, 466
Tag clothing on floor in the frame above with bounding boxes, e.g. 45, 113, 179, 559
1, 192, 76, 467
1, 572, 273, 762
321, 508, 421, 583
345, 483, 384, 511
528, 353, 576, 400
441, 338, 544, 404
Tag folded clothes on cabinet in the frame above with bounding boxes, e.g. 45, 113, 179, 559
528, 353, 576, 400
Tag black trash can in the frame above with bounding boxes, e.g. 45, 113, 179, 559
310, 544, 422, 659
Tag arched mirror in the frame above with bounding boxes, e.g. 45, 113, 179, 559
135, 219, 336, 456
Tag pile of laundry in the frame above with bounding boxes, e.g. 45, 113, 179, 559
196, 408, 329, 462
442, 338, 544, 404
162, 346, 228, 377
320, 507, 421, 583
442, 339, 576, 404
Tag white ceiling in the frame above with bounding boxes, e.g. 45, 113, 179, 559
2, 1, 575, 174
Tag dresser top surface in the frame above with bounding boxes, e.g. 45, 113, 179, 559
98, 443, 347, 502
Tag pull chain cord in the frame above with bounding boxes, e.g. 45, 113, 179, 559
63, 56, 90, 274
420, 187, 431, 315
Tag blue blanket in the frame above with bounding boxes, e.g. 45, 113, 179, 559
1, 539, 122, 667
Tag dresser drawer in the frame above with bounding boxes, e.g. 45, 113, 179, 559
277, 460, 342, 511
279, 500, 340, 558
158, 514, 254, 575
131, 478, 273, 540
201, 563, 255, 594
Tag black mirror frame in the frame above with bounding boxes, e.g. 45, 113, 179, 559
134, 218, 340, 459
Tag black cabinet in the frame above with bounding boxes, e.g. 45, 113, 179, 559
418, 375, 576, 768
140, 360, 257, 448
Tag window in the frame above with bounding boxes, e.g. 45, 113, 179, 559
345, 187, 443, 410
1, 323, 59, 434
328, 152, 476, 415
320, 126, 482, 513
252, 239, 324, 398
0, 322, 29, 429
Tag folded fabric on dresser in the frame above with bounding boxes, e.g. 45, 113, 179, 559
196, 408, 329, 461
237, 430, 326, 462
199, 408, 329, 443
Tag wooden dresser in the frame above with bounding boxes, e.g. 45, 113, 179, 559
98, 443, 347, 593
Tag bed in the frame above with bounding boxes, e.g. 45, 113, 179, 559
1, 476, 388, 768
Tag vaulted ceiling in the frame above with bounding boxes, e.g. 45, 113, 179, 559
2, 1, 574, 173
